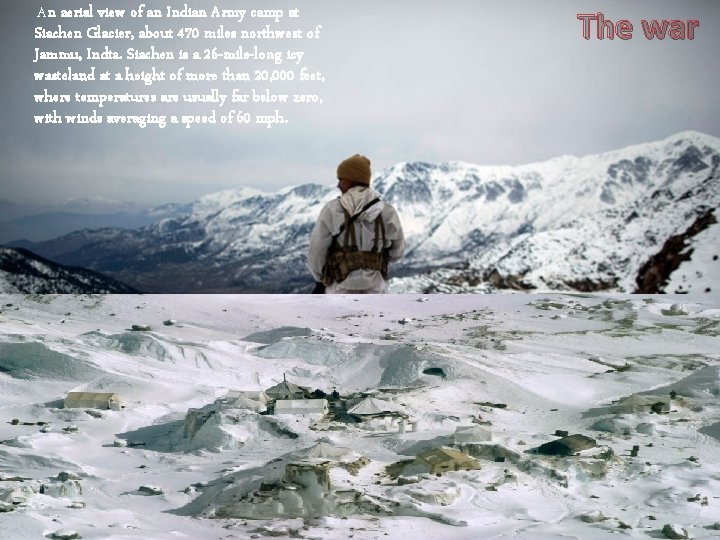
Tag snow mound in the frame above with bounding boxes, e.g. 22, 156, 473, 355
646, 364, 720, 398
180, 443, 380, 521
0, 449, 79, 476
699, 421, 720, 442
119, 401, 301, 453
181, 408, 298, 452
0, 342, 101, 381
70, 373, 167, 401
242, 326, 312, 344
378, 345, 468, 387
255, 338, 348, 365
81, 331, 208, 365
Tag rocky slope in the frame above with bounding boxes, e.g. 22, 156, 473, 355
0, 247, 138, 293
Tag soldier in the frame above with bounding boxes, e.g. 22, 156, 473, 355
308, 154, 405, 293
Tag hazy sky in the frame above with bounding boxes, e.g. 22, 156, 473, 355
1, 0, 718, 206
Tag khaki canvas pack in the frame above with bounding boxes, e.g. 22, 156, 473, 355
321, 198, 388, 286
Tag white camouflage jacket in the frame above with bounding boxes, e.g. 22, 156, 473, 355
307, 186, 405, 292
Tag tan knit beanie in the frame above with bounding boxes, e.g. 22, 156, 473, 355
337, 154, 371, 186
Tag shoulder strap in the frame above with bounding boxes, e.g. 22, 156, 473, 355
332, 197, 382, 241
342, 208, 359, 251
371, 214, 386, 252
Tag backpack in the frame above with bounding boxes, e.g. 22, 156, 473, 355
321, 198, 389, 287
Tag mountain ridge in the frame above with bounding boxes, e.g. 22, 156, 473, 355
7, 130, 720, 293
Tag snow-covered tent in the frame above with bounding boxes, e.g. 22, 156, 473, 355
453, 425, 492, 444
414, 447, 480, 474
265, 377, 309, 400
347, 397, 402, 416
289, 442, 359, 463
64, 392, 121, 410
275, 399, 328, 416
347, 397, 406, 432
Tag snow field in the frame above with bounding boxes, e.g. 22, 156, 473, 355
0, 293, 719, 539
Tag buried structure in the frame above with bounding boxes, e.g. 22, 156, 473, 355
389, 447, 482, 477
537, 434, 597, 456
177, 392, 300, 452
64, 392, 122, 410
184, 442, 383, 519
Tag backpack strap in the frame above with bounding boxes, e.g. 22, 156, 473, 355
332, 197, 382, 242
371, 214, 386, 252
321, 198, 388, 286
341, 209, 358, 252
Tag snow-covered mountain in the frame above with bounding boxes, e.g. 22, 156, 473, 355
11, 131, 720, 293
0, 247, 138, 294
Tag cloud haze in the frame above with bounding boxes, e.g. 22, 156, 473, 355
1, 0, 718, 205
